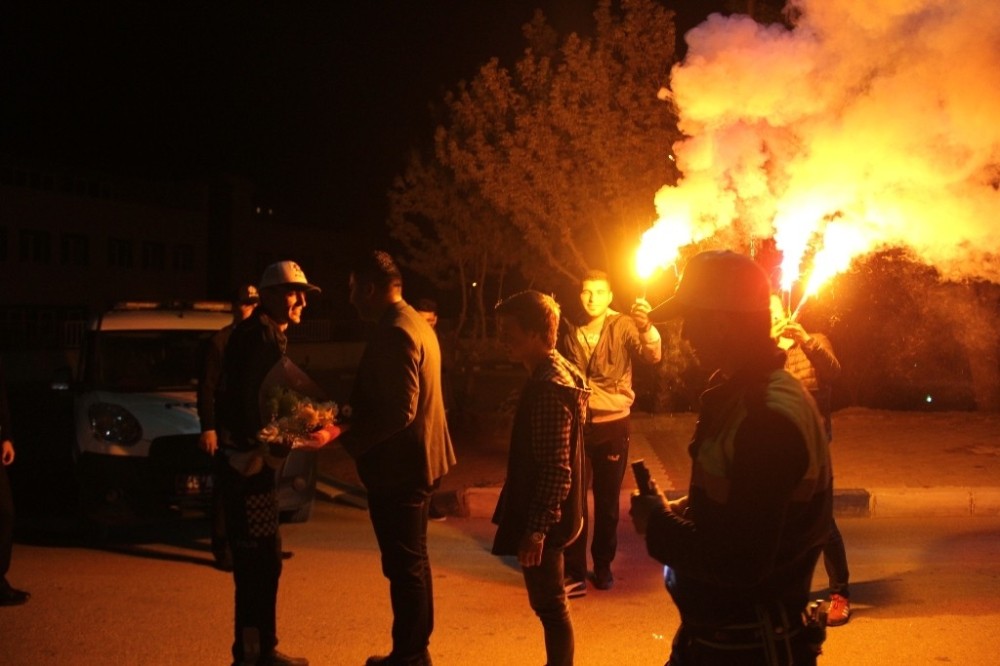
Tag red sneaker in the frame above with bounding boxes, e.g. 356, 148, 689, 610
827, 593, 851, 626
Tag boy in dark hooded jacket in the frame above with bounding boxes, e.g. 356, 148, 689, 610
492, 290, 590, 666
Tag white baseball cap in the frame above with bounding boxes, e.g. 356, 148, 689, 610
259, 261, 321, 293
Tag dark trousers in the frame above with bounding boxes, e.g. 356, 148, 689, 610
823, 518, 850, 597
219, 460, 283, 663
667, 623, 818, 666
211, 451, 230, 561
523, 545, 574, 666
368, 487, 434, 662
0, 462, 13, 582
564, 417, 629, 581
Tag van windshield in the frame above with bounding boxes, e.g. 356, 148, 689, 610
87, 330, 214, 392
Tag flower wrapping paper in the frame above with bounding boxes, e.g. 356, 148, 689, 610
257, 357, 344, 450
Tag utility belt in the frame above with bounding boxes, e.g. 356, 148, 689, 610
682, 601, 827, 662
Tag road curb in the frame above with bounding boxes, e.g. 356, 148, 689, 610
834, 488, 871, 517
448, 487, 879, 520
458, 487, 501, 519
868, 486, 1000, 517
438, 485, 1000, 520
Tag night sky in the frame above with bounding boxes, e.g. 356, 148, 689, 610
1, 1, 721, 238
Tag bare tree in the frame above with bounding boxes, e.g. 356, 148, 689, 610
388, 152, 522, 338
389, 0, 683, 306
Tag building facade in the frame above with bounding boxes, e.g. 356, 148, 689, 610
0, 159, 342, 376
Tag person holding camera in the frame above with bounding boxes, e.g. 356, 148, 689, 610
630, 251, 833, 666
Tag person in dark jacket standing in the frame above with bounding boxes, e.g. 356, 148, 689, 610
631, 251, 832, 666
557, 270, 661, 595
198, 284, 259, 571
0, 359, 29, 606
216, 261, 324, 666
770, 295, 851, 627
492, 290, 589, 666
335, 251, 455, 666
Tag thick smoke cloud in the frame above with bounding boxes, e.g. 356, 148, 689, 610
652, 0, 1000, 281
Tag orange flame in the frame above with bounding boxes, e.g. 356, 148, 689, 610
648, 2, 1000, 293
791, 221, 871, 319
635, 220, 691, 282
800, 221, 869, 299
773, 200, 826, 293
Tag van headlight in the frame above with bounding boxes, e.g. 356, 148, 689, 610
89, 403, 143, 445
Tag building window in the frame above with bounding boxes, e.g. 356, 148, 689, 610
141, 241, 166, 270
172, 243, 195, 271
18, 229, 51, 264
108, 237, 133, 268
60, 233, 90, 266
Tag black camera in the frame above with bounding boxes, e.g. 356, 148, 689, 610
631, 459, 656, 495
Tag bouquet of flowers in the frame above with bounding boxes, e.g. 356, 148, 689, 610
223, 359, 348, 476
258, 385, 343, 450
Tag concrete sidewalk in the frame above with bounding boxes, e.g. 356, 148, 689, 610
317, 407, 1000, 519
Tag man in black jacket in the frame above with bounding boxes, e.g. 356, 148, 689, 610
336, 251, 455, 666
215, 261, 323, 666
631, 251, 832, 666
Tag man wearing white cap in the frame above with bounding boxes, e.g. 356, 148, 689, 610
629, 250, 833, 666
215, 261, 320, 666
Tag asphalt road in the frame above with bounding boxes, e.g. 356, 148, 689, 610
2, 498, 1000, 665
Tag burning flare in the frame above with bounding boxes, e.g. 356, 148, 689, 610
637, 0, 1000, 297
792, 220, 872, 319
635, 219, 691, 282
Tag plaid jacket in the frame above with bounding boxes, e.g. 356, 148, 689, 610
491, 351, 590, 556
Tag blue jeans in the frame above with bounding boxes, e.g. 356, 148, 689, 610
523, 545, 574, 666
368, 487, 434, 662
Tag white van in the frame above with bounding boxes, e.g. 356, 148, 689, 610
70, 301, 317, 525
